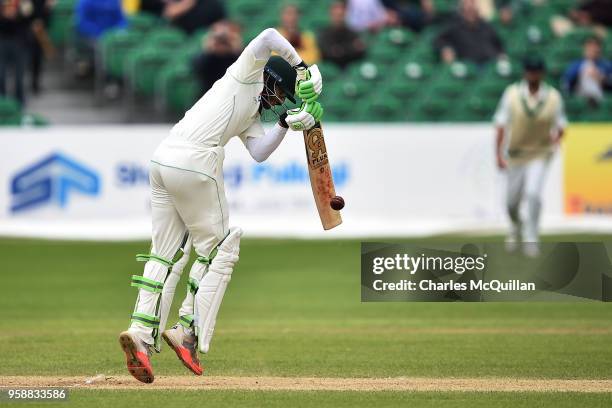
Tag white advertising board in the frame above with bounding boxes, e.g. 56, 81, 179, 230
0, 124, 581, 240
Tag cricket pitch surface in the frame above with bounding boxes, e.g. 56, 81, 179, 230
1, 376, 612, 392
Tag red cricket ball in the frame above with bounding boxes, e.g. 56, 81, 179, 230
330, 195, 345, 210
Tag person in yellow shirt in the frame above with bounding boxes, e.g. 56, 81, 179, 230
494, 57, 567, 257
277, 3, 321, 65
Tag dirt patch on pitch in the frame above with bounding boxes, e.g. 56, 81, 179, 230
1, 376, 612, 392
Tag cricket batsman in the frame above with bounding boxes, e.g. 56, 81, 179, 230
118, 28, 324, 384
494, 56, 567, 257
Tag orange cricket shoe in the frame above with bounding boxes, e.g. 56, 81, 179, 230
162, 325, 203, 376
119, 331, 154, 383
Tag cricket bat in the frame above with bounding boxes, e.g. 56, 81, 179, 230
303, 123, 342, 230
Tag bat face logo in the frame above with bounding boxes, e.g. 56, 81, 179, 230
306, 127, 328, 169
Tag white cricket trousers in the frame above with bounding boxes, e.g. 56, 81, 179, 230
506, 153, 552, 242
129, 140, 229, 345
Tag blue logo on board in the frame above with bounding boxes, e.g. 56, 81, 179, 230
10, 152, 100, 213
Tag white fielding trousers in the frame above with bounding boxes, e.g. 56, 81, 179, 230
506, 153, 552, 242
129, 141, 229, 346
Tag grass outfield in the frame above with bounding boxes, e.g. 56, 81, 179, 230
0, 235, 611, 406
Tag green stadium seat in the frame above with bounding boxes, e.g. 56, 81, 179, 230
473, 76, 509, 100
367, 96, 403, 121
146, 28, 187, 51
20, 113, 50, 127
466, 94, 498, 121
439, 61, 478, 80
99, 29, 143, 78
319, 85, 351, 121
564, 97, 589, 120
413, 96, 449, 121
368, 43, 400, 66
302, 13, 329, 32
0, 97, 22, 125
407, 42, 436, 64
49, 0, 77, 46
158, 63, 200, 113
318, 62, 342, 82
339, 80, 368, 99
432, 0, 456, 14
128, 12, 159, 35
483, 59, 519, 81
385, 61, 433, 100
348, 61, 387, 82
126, 47, 174, 96
375, 27, 415, 49
228, 0, 268, 20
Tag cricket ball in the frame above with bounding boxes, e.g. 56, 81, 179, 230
330, 195, 345, 211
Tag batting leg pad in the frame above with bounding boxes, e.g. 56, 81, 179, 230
158, 236, 192, 346
195, 227, 242, 353
131, 234, 190, 350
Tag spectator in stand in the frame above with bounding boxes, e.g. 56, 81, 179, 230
139, 0, 164, 16
570, 0, 612, 29
318, 1, 366, 69
0, 0, 32, 106
75, 0, 127, 76
76, 0, 127, 39
29, 0, 54, 94
380, 0, 436, 32
345, 0, 392, 32
192, 21, 242, 96
434, 0, 504, 65
163, 0, 226, 35
277, 3, 320, 65
562, 36, 612, 106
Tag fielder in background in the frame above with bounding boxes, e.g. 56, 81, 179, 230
119, 27, 324, 384
494, 56, 567, 257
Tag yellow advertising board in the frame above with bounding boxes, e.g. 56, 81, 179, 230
564, 124, 612, 214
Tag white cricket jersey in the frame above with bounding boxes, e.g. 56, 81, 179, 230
169, 47, 267, 147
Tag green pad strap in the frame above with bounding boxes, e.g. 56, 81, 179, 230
136, 253, 173, 267
131, 312, 160, 328
171, 248, 185, 265
196, 246, 219, 265
188, 278, 199, 295
131, 275, 164, 293
179, 314, 194, 328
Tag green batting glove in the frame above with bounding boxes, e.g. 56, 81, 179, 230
304, 101, 324, 123
285, 101, 324, 131
295, 65, 323, 103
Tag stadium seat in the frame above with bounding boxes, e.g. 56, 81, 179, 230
317, 62, 341, 82
386, 61, 433, 100
564, 97, 589, 120
99, 29, 144, 78
407, 42, 436, 64
348, 61, 387, 82
412, 96, 449, 121
0, 97, 21, 126
128, 12, 159, 35
145, 28, 187, 51
375, 27, 415, 49
228, 0, 266, 19
319, 85, 351, 121
465, 94, 498, 121
49, 0, 77, 46
157, 63, 200, 113
368, 43, 400, 66
125, 47, 175, 96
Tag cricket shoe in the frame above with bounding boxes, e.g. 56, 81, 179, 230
119, 331, 154, 383
162, 325, 203, 375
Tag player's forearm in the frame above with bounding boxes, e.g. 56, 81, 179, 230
249, 28, 302, 67
496, 127, 505, 155
245, 123, 288, 163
